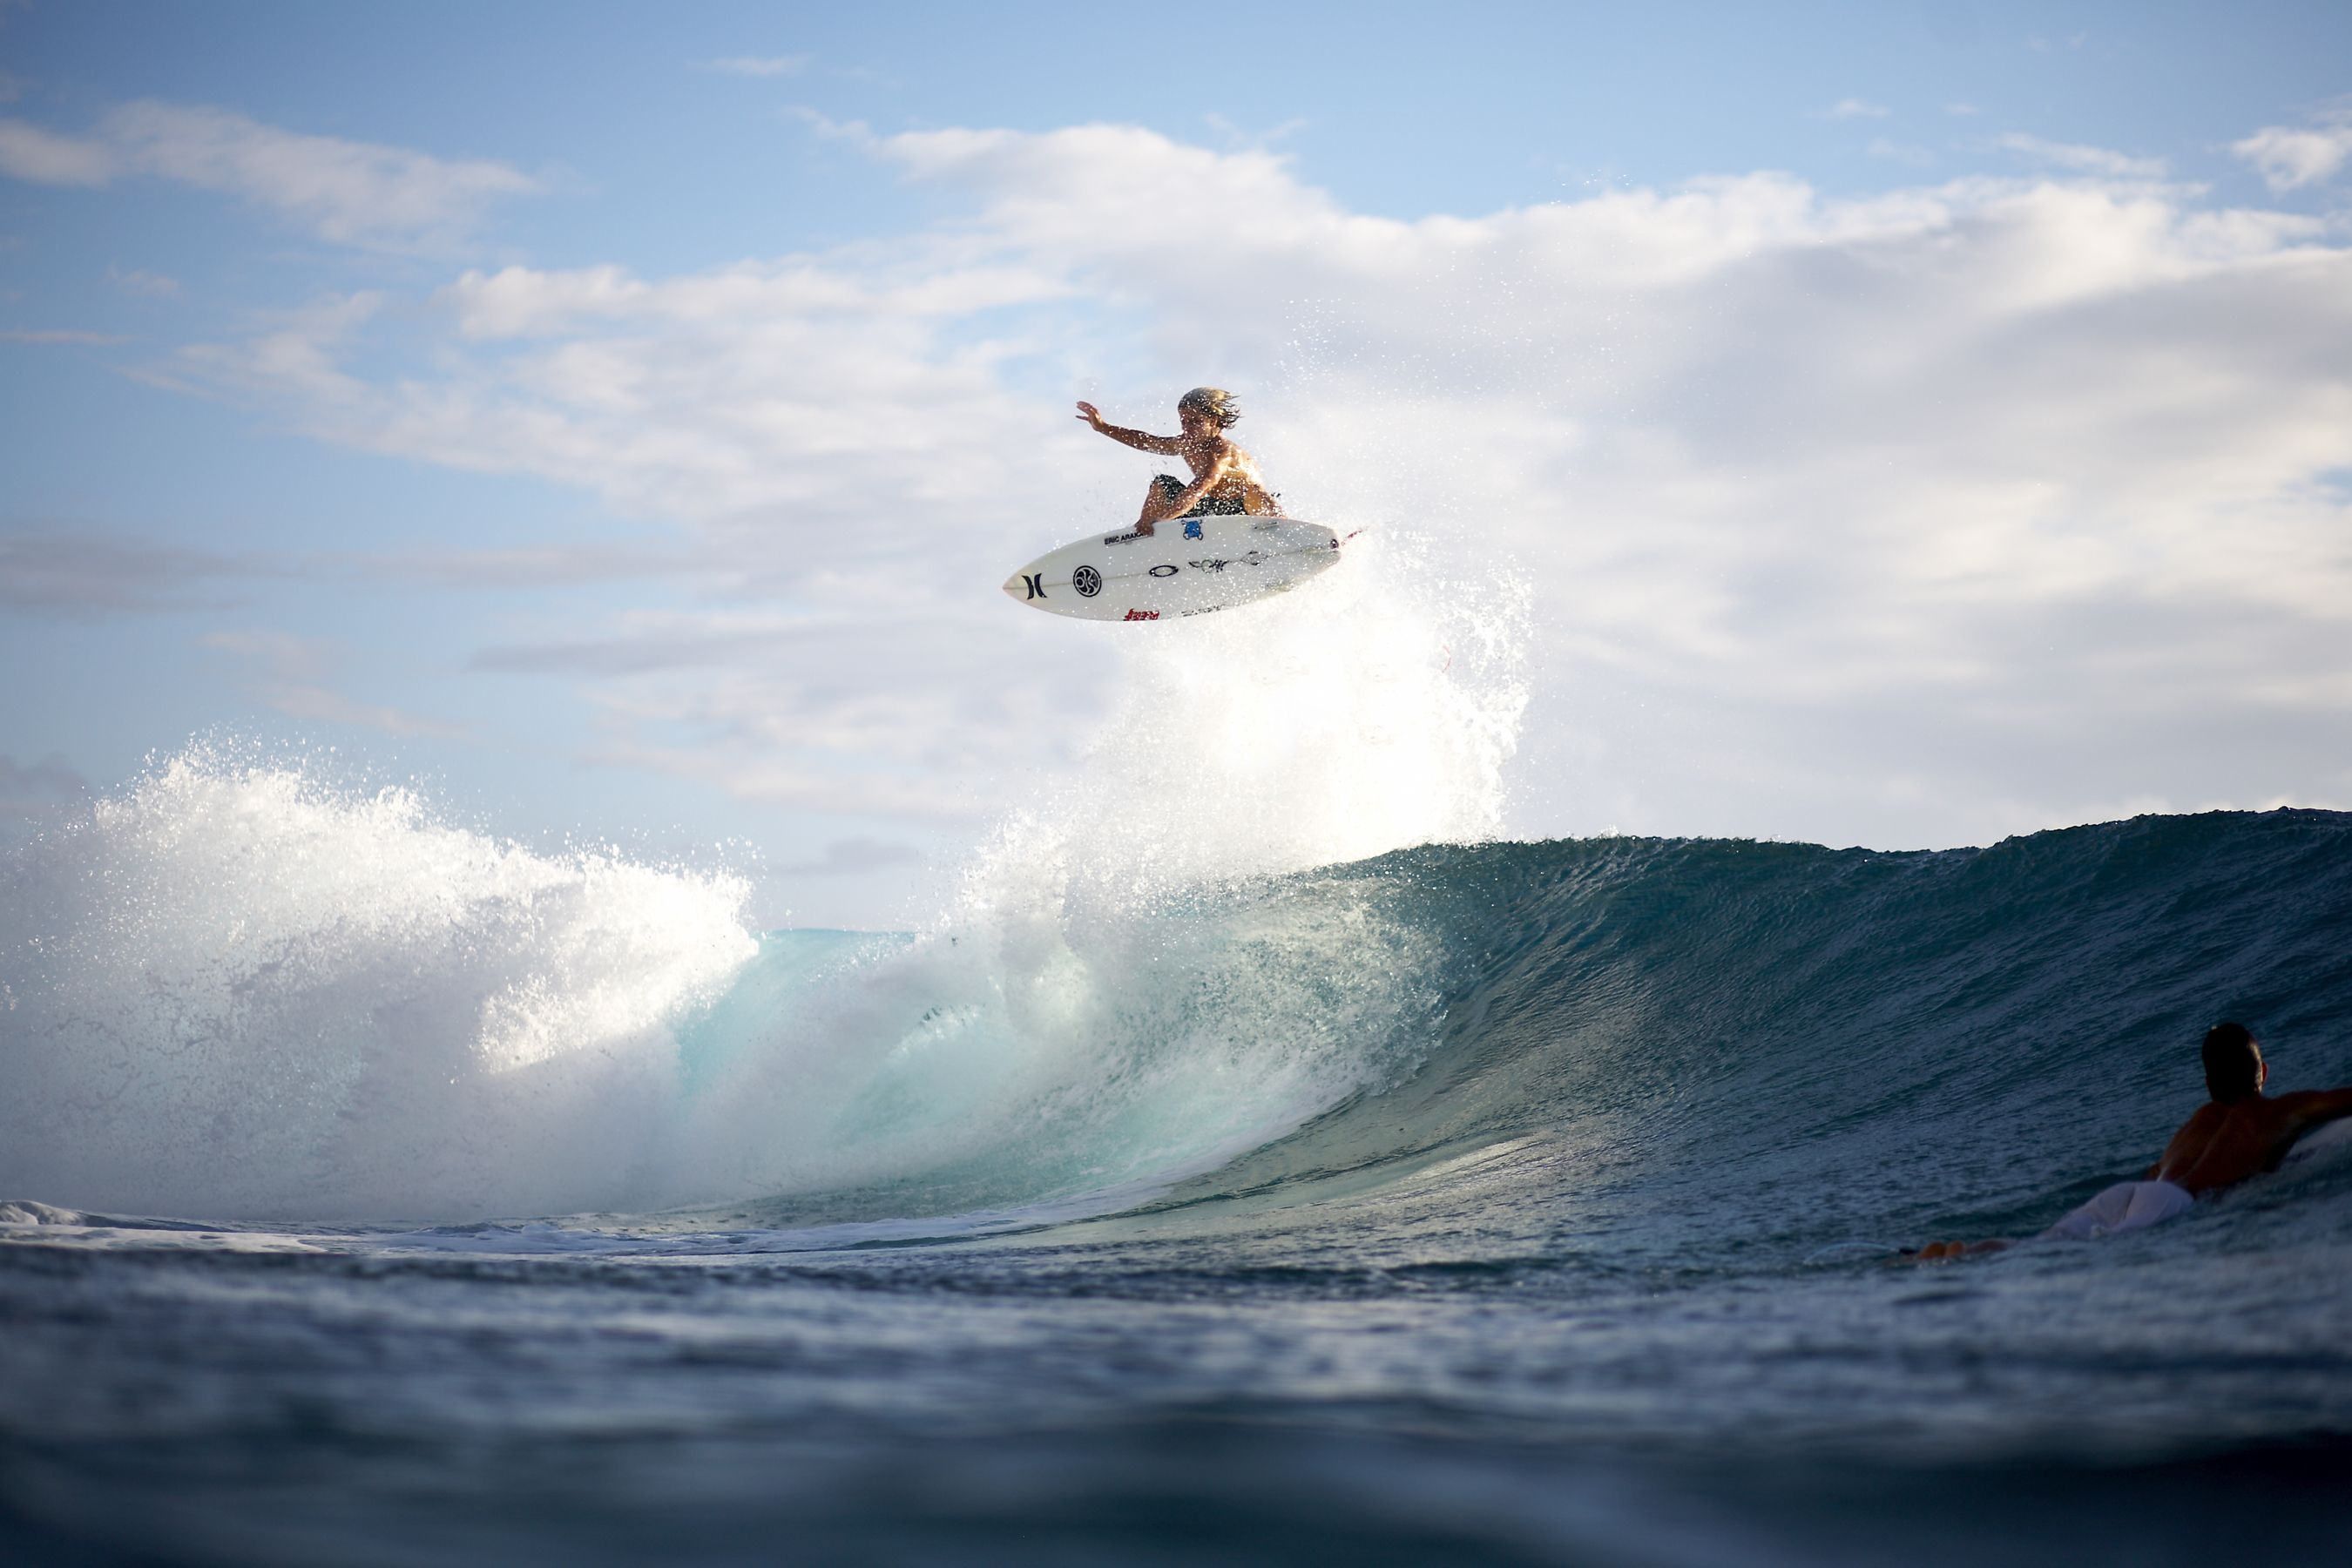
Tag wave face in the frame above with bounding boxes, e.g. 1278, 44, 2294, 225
1160, 808, 2352, 1261
8, 734, 2347, 1242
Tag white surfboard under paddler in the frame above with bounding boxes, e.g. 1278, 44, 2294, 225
1002, 515, 1349, 623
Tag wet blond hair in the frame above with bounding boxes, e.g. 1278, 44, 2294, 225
1179, 387, 1242, 429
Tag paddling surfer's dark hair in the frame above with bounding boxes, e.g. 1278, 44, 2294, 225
1179, 387, 1241, 429
2201, 1022, 2261, 1103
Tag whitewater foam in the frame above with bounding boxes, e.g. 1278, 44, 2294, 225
0, 747, 756, 1220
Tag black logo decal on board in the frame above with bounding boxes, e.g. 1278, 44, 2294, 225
1147, 564, 1178, 578
1020, 573, 1045, 599
1073, 565, 1103, 598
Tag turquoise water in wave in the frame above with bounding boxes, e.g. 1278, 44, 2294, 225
4, 795, 2351, 1564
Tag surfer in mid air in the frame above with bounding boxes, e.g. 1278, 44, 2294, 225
1075, 387, 1281, 537
1909, 1023, 2352, 1259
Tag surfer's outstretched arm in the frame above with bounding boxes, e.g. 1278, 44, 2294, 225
1076, 402, 1181, 455
2277, 1087, 2352, 1139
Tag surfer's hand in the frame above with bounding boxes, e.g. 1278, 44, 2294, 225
1076, 402, 1105, 430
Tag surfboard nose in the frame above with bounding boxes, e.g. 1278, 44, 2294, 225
1004, 567, 1050, 607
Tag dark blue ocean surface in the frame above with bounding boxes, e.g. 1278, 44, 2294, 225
6, 808, 2352, 1564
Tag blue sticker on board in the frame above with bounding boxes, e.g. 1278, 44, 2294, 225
1183, 519, 1204, 540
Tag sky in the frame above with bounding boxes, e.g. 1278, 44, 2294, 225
2, 0, 2349, 928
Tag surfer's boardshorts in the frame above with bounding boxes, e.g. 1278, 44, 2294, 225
1152, 474, 1250, 517
2039, 1178, 2193, 1240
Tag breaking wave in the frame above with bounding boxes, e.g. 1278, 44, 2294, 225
0, 538, 1530, 1224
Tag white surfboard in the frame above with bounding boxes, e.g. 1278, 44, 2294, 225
1002, 516, 1346, 622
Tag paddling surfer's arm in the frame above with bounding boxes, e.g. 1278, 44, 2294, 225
2274, 1088, 2352, 1142
1076, 402, 1181, 455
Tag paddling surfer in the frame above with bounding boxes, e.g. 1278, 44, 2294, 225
1911, 1024, 2352, 1259
1075, 388, 1281, 535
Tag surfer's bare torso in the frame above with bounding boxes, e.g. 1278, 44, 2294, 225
2150, 1088, 2352, 1193
1077, 390, 1280, 533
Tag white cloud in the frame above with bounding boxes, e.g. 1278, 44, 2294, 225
0, 526, 702, 619
357, 543, 718, 588
706, 55, 808, 78
0, 328, 126, 344
469, 605, 1099, 823
0, 101, 537, 248
202, 629, 465, 738
0, 752, 88, 817
261, 685, 466, 738
1866, 139, 1934, 167
106, 264, 180, 297
0, 117, 112, 183
1204, 112, 1307, 150
202, 627, 331, 679
2231, 114, 2352, 192
0, 531, 253, 615
1997, 132, 2167, 179
152, 120, 2352, 851
1820, 98, 1890, 120
781, 836, 923, 876
174, 291, 382, 402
